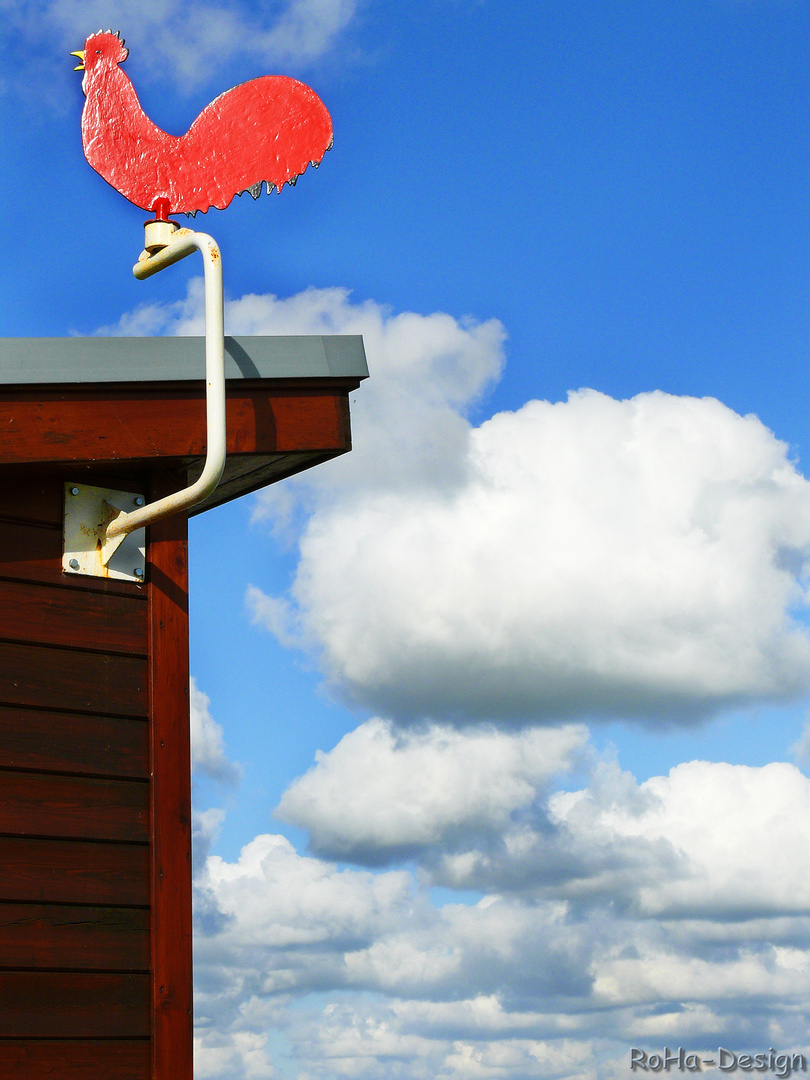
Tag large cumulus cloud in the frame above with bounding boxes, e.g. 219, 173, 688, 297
255, 388, 810, 724
213, 284, 810, 725
103, 282, 810, 726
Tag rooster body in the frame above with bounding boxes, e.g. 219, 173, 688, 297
76, 32, 333, 216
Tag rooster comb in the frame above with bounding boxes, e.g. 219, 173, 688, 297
94, 29, 125, 43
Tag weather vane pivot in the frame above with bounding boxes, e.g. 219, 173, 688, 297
72, 30, 333, 219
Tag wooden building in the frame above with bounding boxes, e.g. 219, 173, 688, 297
0, 334, 367, 1078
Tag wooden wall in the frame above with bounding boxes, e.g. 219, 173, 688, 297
0, 369, 361, 1079
0, 469, 191, 1080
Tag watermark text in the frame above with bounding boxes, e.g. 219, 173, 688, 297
630, 1048, 807, 1077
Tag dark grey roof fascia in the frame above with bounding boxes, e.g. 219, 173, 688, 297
0, 336, 368, 386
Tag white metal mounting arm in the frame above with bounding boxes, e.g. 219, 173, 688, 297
100, 228, 226, 566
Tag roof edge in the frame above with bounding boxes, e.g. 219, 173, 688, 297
0, 335, 368, 386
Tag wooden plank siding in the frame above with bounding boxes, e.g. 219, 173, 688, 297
0, 579, 148, 655
0, 837, 150, 907
0, 1040, 150, 1079
0, 707, 148, 779
0, 471, 152, 1078
0, 904, 149, 970
0, 363, 362, 1079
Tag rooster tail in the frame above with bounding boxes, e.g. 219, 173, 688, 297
308, 135, 332, 171
234, 178, 305, 202
235, 181, 274, 201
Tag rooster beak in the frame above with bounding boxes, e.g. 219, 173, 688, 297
71, 50, 86, 71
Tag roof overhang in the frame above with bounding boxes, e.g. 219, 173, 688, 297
0, 336, 368, 513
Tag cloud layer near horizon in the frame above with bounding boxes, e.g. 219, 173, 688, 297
191, 726, 810, 1079
116, 279, 810, 727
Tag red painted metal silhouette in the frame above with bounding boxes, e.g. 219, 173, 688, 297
74, 31, 333, 218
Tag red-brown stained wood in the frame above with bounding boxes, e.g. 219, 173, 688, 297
0, 707, 148, 778
0, 372, 357, 1071
0, 474, 62, 525
0, 385, 351, 464
0, 903, 149, 971
147, 472, 193, 1080
228, 387, 350, 452
0, 520, 62, 581
0, 518, 146, 596
0, 971, 149, 1037
0, 579, 147, 656
0, 772, 148, 842
0, 1040, 150, 1080
0, 837, 149, 906
0, 642, 147, 716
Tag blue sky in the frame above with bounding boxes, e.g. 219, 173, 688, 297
4, 1, 810, 1077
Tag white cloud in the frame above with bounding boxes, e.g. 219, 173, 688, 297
278, 388, 810, 724
190, 799, 810, 1078
192, 832, 604, 1076
106, 280, 810, 725
191, 677, 242, 785
231, 288, 810, 724
386, 748, 810, 918
96, 280, 810, 1076
276, 718, 588, 862
288, 998, 600, 1080
1, 0, 357, 96
187, 714, 810, 1074
592, 942, 810, 1009
192, 833, 420, 1049
195, 1030, 277, 1080
275, 715, 810, 920
551, 759, 810, 918
202, 833, 415, 951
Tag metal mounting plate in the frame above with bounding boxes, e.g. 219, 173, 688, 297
63, 483, 146, 582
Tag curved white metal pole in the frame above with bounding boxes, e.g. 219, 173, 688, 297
102, 229, 226, 562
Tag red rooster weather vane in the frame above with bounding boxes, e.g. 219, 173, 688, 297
72, 30, 333, 219
63, 31, 336, 559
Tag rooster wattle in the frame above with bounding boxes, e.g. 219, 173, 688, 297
72, 31, 333, 218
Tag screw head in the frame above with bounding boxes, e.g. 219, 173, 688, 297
70, 487, 80, 496
68, 558, 80, 570
134, 496, 145, 507
134, 568, 144, 580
